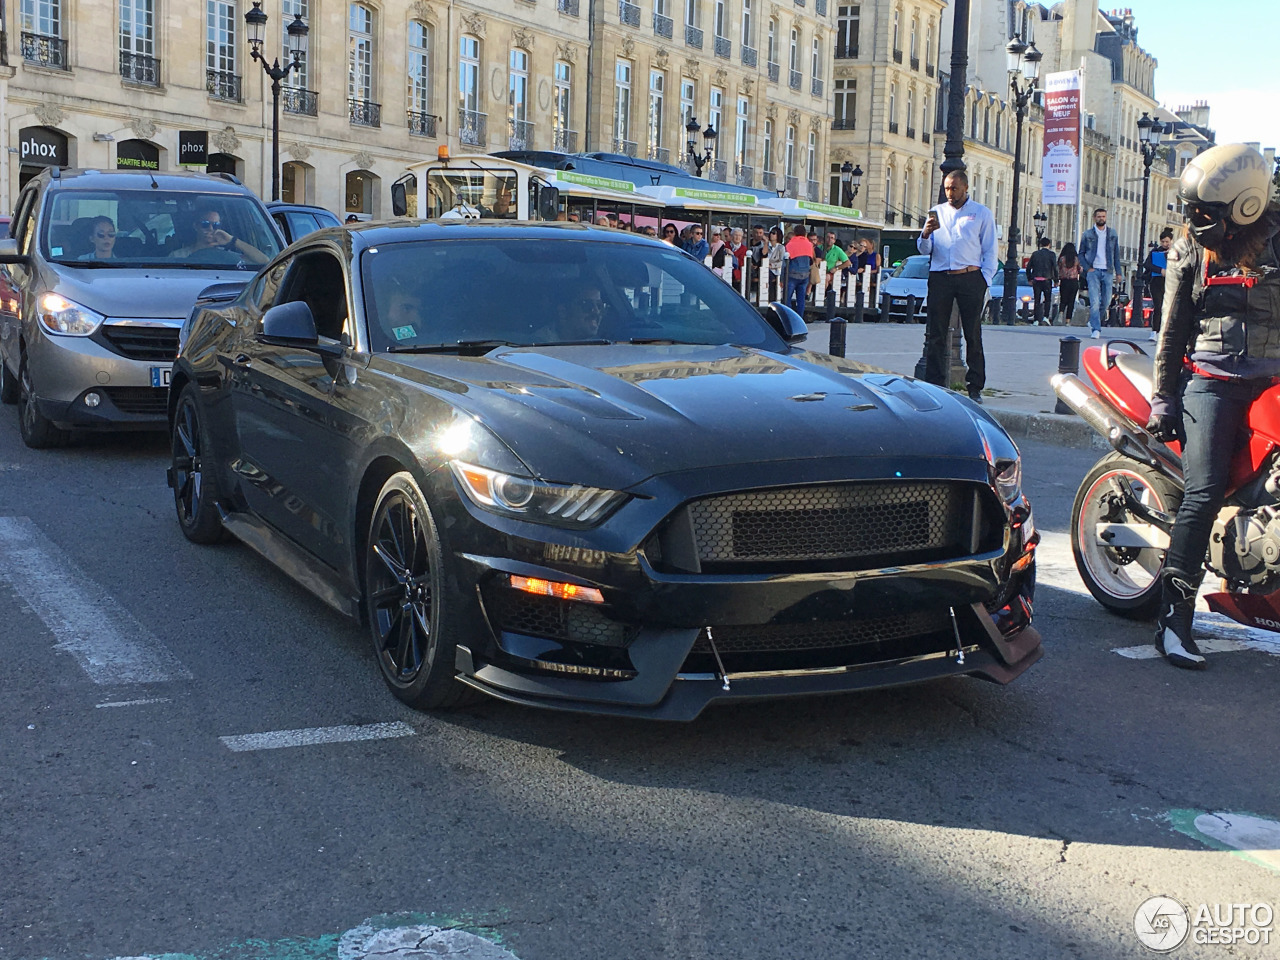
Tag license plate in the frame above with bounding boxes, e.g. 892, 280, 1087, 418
150, 366, 171, 388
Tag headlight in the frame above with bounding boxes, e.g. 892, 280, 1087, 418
36, 293, 104, 337
450, 461, 628, 527
994, 458, 1022, 502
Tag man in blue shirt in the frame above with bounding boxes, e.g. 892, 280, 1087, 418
683, 225, 709, 263
1077, 207, 1122, 338
917, 170, 998, 403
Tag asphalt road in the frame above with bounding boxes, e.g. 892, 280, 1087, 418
1, 409, 1277, 960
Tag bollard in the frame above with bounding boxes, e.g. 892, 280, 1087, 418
829, 316, 848, 357
854, 280, 865, 324
826, 269, 839, 322
1054, 335, 1081, 415
905, 294, 918, 324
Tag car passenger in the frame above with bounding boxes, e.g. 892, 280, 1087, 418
78, 216, 117, 260
382, 285, 426, 344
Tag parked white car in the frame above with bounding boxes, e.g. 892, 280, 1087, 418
881, 255, 929, 322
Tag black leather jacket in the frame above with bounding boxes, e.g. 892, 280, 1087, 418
1152, 206, 1280, 411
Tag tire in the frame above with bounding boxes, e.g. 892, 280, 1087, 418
17, 353, 70, 449
364, 472, 475, 710
170, 383, 227, 544
0, 356, 18, 405
1071, 452, 1181, 619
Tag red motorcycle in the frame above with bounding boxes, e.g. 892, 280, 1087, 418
1052, 339, 1280, 631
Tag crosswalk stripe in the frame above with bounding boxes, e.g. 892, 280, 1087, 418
0, 517, 190, 685
219, 721, 416, 752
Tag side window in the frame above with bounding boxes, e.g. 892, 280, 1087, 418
276, 249, 350, 342
253, 258, 292, 314
13, 189, 39, 255
285, 211, 320, 241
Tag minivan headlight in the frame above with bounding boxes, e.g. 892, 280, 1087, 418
37, 293, 105, 337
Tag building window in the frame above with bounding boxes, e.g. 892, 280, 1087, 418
788, 27, 798, 72
834, 77, 855, 129
648, 70, 665, 153
554, 60, 572, 143
891, 7, 899, 51
282, 0, 308, 88
906, 87, 914, 132
120, 0, 156, 81
982, 104, 990, 143
925, 22, 933, 68
806, 129, 817, 182
766, 18, 777, 63
348, 3, 375, 103
684, 0, 697, 28
408, 20, 432, 116
886, 163, 894, 211
741, 0, 752, 48
810, 37, 821, 80
614, 59, 632, 145
22, 0, 61, 38
762, 117, 773, 170
460, 35, 480, 113
709, 85, 723, 135
888, 81, 896, 127
909, 15, 917, 60
509, 49, 530, 146
714, 0, 726, 37
920, 92, 929, 136
206, 0, 236, 76
784, 124, 795, 177
970, 99, 978, 138
835, 4, 858, 57
735, 95, 749, 167
680, 78, 695, 125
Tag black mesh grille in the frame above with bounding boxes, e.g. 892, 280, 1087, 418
102, 387, 168, 416
99, 325, 180, 361
684, 481, 975, 568
692, 608, 952, 654
484, 587, 638, 648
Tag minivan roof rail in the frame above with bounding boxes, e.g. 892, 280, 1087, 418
216, 172, 242, 185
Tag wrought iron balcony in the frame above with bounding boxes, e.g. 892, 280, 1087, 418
349, 98, 381, 127
407, 110, 438, 137
654, 13, 673, 37
832, 118, 855, 130
554, 127, 578, 152
767, 61, 779, 82
283, 87, 319, 116
558, 0, 579, 14
22, 32, 67, 69
885, 210, 896, 224
714, 35, 730, 59
910, 56, 919, 70
647, 145, 671, 164
784, 175, 799, 198
834, 41, 857, 58
734, 164, 754, 187
811, 78, 823, 97
613, 138, 638, 157
459, 108, 487, 146
906, 126, 915, 139
806, 179, 820, 201
892, 49, 902, 63
740, 45, 756, 67
120, 51, 160, 85
762, 171, 778, 192
788, 68, 801, 90
619, 0, 641, 26
685, 25, 703, 48
888, 121, 899, 134
508, 118, 533, 151
206, 69, 242, 102
709, 159, 728, 182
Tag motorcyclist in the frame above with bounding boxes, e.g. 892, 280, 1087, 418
1145, 143, 1280, 669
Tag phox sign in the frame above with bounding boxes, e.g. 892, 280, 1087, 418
18, 126, 68, 168
178, 131, 208, 167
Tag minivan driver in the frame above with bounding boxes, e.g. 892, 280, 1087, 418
170, 206, 268, 264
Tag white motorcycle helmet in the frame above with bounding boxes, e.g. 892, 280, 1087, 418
1178, 143, 1273, 245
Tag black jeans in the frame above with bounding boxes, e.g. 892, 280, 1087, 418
923, 270, 987, 393
1032, 279, 1053, 324
1149, 277, 1165, 332
1165, 375, 1268, 578
1059, 278, 1080, 322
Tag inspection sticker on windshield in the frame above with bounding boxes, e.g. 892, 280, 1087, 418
392, 325, 417, 341
149, 366, 171, 388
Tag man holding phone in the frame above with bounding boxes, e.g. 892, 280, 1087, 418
916, 170, 998, 403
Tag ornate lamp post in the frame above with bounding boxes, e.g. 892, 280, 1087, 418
840, 160, 864, 207
245, 1, 308, 202
685, 118, 718, 177
1133, 111, 1166, 319
1000, 36, 1041, 325
1032, 209, 1048, 241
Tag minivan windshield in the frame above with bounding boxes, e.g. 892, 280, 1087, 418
361, 237, 786, 353
41, 190, 283, 269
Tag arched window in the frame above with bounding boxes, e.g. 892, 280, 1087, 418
345, 168, 380, 218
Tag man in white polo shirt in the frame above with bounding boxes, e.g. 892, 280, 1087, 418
917, 169, 998, 403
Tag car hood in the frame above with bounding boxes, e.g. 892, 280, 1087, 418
884, 277, 928, 295
47, 266, 248, 320
391, 343, 998, 490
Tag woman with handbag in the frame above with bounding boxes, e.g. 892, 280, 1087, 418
1057, 242, 1082, 324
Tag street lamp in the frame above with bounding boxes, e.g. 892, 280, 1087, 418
1032, 209, 1048, 241
245, 1, 308, 202
840, 161, 864, 207
1133, 111, 1166, 321
685, 117, 717, 177
1000, 36, 1041, 326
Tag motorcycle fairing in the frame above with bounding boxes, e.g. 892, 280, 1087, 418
1204, 588, 1280, 635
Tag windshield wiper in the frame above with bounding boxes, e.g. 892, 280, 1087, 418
387, 339, 519, 354
624, 337, 704, 345
527, 338, 613, 347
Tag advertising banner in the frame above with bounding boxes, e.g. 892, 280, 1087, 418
1042, 70, 1082, 206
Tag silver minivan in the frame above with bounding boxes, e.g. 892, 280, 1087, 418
0, 168, 284, 447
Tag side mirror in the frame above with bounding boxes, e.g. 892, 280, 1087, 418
766, 301, 808, 343
390, 181, 408, 218
0, 238, 28, 265
534, 183, 560, 221
258, 301, 343, 357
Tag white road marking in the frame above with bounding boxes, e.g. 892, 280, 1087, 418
0, 517, 191, 685
95, 698, 172, 709
219, 721, 416, 752
339, 922, 520, 959
1193, 812, 1280, 873
1035, 530, 1280, 659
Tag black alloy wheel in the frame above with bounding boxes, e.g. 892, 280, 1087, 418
171, 384, 226, 543
17, 353, 69, 449
0, 356, 18, 405
364, 472, 472, 710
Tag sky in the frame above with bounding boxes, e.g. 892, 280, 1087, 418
1117, 0, 1280, 150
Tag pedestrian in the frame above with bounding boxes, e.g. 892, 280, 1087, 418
661, 223, 679, 246
823, 232, 851, 316
1057, 242, 1082, 324
709, 227, 728, 277
767, 226, 786, 301
916, 169, 997, 404
1027, 236, 1058, 326
683, 224, 709, 262
1077, 206, 1123, 339
728, 228, 748, 286
783, 224, 815, 314
1143, 228, 1174, 341
749, 224, 769, 296
345, 214, 361, 224
1144, 143, 1280, 670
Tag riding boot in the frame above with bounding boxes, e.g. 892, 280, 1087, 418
1154, 568, 1207, 670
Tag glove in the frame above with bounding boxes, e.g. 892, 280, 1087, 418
1145, 412, 1185, 445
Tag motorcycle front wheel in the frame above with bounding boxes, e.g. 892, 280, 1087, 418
1071, 452, 1182, 620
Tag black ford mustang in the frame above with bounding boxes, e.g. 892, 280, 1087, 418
168, 221, 1040, 720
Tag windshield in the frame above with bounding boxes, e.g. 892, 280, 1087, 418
424, 169, 518, 219
41, 189, 282, 269
893, 257, 930, 279
993, 270, 1029, 288
361, 237, 786, 353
